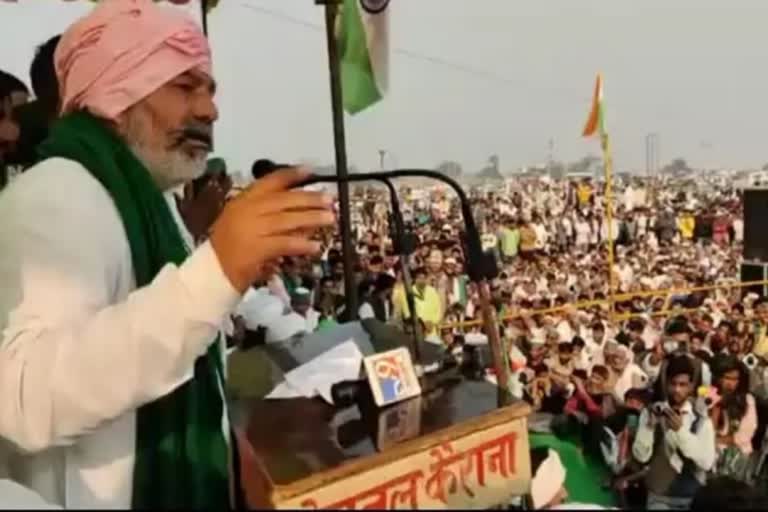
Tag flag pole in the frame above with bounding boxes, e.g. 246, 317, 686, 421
320, 0, 358, 319
583, 73, 617, 320
200, 0, 208, 35
602, 134, 617, 321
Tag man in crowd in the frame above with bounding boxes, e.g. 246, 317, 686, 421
633, 355, 716, 510
0, 89, 18, 185
6, 35, 62, 171
410, 267, 443, 340
0, 70, 27, 187
359, 272, 395, 322
0, 1, 334, 508
0, 70, 29, 107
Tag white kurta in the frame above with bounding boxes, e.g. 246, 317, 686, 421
0, 158, 241, 508
0, 479, 61, 509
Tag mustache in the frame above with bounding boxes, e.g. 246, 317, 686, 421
174, 123, 213, 149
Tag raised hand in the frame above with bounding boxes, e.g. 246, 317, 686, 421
210, 167, 336, 293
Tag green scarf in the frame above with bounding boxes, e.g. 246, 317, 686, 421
37, 112, 230, 509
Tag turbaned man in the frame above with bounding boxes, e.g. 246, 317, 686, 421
0, 0, 334, 508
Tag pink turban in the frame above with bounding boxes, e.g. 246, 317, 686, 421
56, 0, 212, 120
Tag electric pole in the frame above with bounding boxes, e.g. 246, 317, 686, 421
645, 133, 660, 178
547, 138, 554, 177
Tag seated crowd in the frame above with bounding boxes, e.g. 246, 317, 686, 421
504, 303, 768, 509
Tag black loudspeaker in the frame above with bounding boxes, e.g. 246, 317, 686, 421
743, 188, 768, 261
740, 261, 768, 298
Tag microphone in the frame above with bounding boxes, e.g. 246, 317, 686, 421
301, 170, 497, 282
374, 395, 423, 451
301, 169, 512, 404
312, 173, 425, 365
245, 163, 423, 365
371, 178, 424, 365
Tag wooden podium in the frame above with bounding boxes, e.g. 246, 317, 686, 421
232, 378, 532, 510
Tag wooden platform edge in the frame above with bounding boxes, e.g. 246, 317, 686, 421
269, 399, 532, 502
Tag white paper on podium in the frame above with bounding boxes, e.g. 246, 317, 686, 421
265, 340, 364, 404
266, 379, 304, 400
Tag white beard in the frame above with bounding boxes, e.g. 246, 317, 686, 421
129, 141, 206, 191
121, 106, 208, 190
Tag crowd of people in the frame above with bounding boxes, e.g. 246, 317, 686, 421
223, 169, 768, 510
1, 7, 767, 510
137, 148, 764, 509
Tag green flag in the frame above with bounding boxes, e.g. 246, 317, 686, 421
338, 0, 390, 114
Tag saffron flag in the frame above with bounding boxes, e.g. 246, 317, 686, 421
338, 0, 390, 114
582, 73, 607, 148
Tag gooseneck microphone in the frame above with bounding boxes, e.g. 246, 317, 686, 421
302, 170, 495, 282
371, 178, 424, 364
326, 174, 425, 365
302, 169, 512, 403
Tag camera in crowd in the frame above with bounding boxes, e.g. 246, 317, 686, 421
743, 353, 760, 371
695, 385, 721, 415
651, 401, 671, 416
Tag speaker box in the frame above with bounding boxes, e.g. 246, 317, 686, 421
743, 188, 768, 261
740, 261, 768, 298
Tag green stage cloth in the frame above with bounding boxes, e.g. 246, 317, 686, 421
529, 432, 618, 508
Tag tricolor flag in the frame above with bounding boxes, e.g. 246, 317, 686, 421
338, 0, 390, 115
582, 73, 607, 149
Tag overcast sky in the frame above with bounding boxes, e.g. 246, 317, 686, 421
3, 0, 768, 174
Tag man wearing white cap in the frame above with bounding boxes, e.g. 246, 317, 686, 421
529, 448, 610, 510
236, 286, 287, 331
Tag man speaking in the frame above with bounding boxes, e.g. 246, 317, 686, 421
0, 0, 334, 508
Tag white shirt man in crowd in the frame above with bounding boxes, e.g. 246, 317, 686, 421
633, 355, 716, 510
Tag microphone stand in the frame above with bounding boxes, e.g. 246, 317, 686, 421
303, 169, 512, 406
312, 176, 424, 367
378, 182, 424, 366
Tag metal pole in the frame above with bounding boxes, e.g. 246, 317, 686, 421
603, 134, 617, 321
478, 281, 512, 406
378, 181, 423, 365
645, 134, 650, 178
323, 1, 358, 318
547, 138, 554, 178
400, 260, 424, 359
200, 0, 208, 35
386, 197, 423, 368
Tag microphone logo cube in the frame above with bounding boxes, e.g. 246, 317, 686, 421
364, 347, 422, 407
